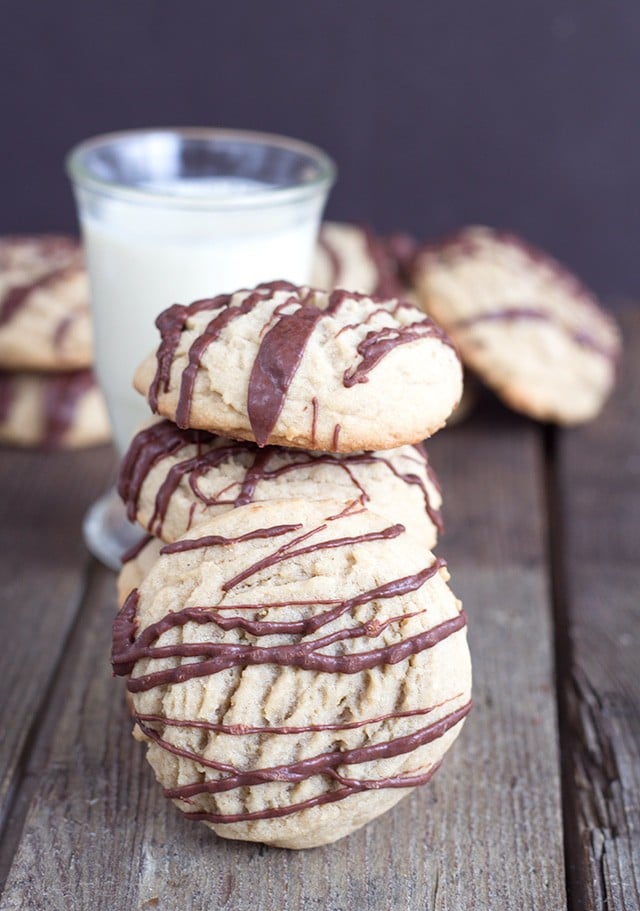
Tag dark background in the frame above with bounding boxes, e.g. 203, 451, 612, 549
3, 0, 639, 302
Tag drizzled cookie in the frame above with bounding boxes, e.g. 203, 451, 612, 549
311, 221, 402, 297
0, 369, 110, 449
112, 498, 471, 849
0, 236, 93, 372
134, 281, 463, 451
118, 420, 443, 548
413, 226, 621, 424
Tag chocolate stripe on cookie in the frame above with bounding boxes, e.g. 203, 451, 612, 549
156, 700, 471, 823
42, 370, 96, 448
0, 264, 80, 326
52, 302, 86, 352
248, 300, 324, 446
452, 306, 618, 362
181, 761, 445, 825
134, 691, 464, 737
149, 281, 300, 419
343, 311, 456, 387
159, 702, 471, 798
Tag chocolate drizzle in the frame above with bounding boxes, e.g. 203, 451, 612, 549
112, 534, 460, 688
159, 701, 471, 799
0, 369, 96, 448
248, 301, 323, 446
176, 292, 265, 429
117, 421, 443, 540
343, 320, 453, 387
135, 691, 464, 737
52, 303, 84, 352
42, 370, 95, 448
452, 306, 618, 362
182, 760, 446, 825
0, 239, 82, 327
148, 281, 300, 420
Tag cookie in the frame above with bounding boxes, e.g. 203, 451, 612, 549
413, 226, 621, 424
312, 221, 402, 297
117, 535, 161, 608
118, 420, 443, 548
0, 368, 111, 449
112, 498, 471, 849
0, 235, 93, 372
134, 281, 462, 451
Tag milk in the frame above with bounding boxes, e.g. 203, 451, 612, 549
79, 178, 322, 452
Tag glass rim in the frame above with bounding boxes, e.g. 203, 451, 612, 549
65, 127, 336, 210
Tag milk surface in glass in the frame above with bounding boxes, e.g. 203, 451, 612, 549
81, 177, 321, 452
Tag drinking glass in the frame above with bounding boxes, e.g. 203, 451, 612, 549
67, 128, 335, 569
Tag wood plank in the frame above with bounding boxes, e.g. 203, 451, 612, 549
0, 445, 114, 837
0, 405, 566, 910
555, 308, 640, 911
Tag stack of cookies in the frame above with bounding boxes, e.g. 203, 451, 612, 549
0, 236, 110, 448
112, 280, 472, 849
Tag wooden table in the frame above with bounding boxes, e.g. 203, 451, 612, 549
0, 309, 638, 911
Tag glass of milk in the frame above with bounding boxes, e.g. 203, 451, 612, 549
66, 128, 335, 569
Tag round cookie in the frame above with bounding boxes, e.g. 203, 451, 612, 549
0, 369, 111, 449
134, 281, 463, 451
0, 235, 93, 372
312, 221, 402, 297
413, 226, 621, 425
112, 498, 471, 849
118, 420, 443, 548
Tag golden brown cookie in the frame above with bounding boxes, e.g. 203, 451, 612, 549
311, 221, 402, 297
117, 535, 161, 608
0, 368, 110, 449
413, 226, 621, 424
118, 420, 443, 548
112, 498, 471, 849
134, 281, 462, 450
0, 235, 93, 371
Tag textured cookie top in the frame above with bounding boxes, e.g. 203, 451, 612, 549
112, 498, 471, 848
311, 221, 402, 297
0, 368, 110, 449
118, 420, 443, 547
0, 236, 93, 371
414, 226, 621, 424
134, 281, 462, 451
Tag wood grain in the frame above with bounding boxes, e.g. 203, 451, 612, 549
555, 308, 640, 911
0, 446, 113, 835
0, 402, 567, 910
